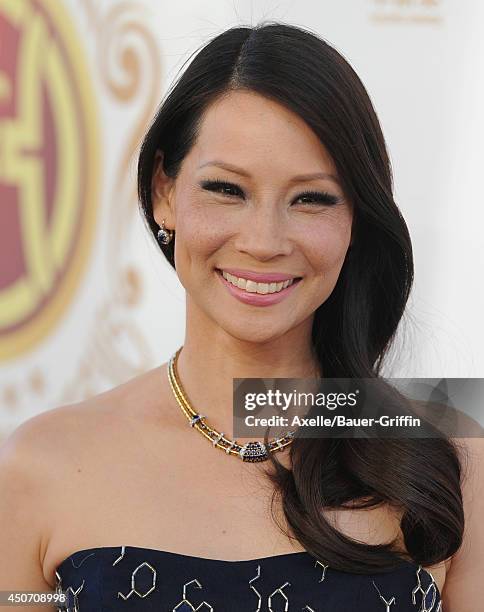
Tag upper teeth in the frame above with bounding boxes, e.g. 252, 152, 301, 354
221, 271, 295, 294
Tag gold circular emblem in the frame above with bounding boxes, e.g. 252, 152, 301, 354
0, 0, 99, 360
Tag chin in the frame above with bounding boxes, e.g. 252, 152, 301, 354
218, 319, 293, 345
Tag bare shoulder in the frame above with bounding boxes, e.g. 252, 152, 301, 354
0, 403, 88, 595
1, 400, 104, 472
0, 401, 83, 475
441, 436, 484, 608
0, 364, 171, 591
1, 362, 169, 461
0, 397, 109, 522
452, 436, 484, 481
0, 361, 170, 511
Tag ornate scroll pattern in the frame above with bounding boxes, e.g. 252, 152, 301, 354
56, 2, 162, 403
82, 0, 162, 266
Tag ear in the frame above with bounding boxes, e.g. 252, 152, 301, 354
152, 150, 176, 230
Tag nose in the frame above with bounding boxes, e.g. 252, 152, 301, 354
233, 205, 293, 261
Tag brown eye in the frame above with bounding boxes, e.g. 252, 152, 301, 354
293, 191, 341, 206
200, 180, 244, 198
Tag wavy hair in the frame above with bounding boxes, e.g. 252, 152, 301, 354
137, 22, 464, 573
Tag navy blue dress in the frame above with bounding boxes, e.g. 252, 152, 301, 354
54, 545, 442, 611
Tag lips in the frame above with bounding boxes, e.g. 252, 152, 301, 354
216, 269, 302, 307
216, 268, 302, 283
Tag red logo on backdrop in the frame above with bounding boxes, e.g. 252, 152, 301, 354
0, 0, 99, 360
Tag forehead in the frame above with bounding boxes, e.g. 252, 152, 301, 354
189, 90, 338, 175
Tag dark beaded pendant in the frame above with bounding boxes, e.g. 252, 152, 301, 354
239, 441, 269, 462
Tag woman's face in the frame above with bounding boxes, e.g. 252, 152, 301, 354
153, 90, 353, 343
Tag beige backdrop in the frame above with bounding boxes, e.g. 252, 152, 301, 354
1, 0, 483, 442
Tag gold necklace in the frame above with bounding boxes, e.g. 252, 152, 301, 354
167, 347, 296, 462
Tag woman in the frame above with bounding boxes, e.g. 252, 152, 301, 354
1, 22, 482, 611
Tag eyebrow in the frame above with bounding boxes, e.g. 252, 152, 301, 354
198, 160, 341, 186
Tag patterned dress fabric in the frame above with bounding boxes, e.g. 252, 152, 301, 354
54, 545, 442, 611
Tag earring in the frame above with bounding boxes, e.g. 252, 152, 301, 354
157, 219, 173, 245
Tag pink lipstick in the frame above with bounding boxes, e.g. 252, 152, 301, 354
216, 269, 302, 307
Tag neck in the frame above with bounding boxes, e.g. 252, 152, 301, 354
171, 303, 321, 438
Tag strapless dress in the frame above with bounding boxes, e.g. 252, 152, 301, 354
54, 545, 442, 611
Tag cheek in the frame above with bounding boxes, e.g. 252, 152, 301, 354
302, 219, 352, 272
174, 197, 232, 260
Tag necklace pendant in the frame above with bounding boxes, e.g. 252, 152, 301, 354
168, 348, 295, 463
239, 441, 269, 462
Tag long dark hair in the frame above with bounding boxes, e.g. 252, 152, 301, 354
137, 22, 464, 573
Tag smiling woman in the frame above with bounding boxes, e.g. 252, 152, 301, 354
1, 19, 482, 612
148, 89, 354, 346
134, 21, 481, 610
